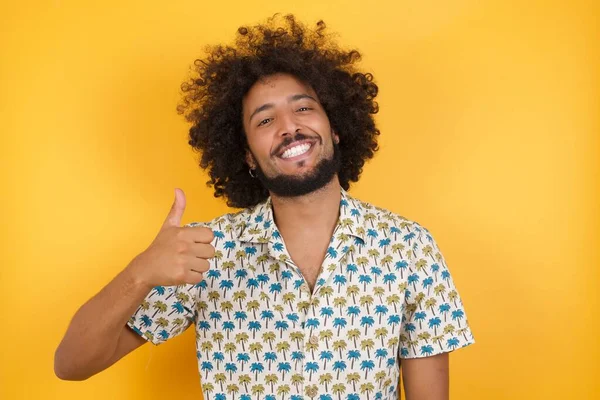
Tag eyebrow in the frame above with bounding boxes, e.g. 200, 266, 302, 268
248, 93, 318, 124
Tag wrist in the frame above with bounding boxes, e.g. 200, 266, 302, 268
125, 254, 155, 292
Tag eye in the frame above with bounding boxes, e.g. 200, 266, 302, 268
258, 118, 272, 127
297, 107, 311, 112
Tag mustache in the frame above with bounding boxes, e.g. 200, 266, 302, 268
272, 132, 320, 156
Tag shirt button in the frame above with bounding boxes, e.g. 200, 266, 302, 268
309, 335, 319, 345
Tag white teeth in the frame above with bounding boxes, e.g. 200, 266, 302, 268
281, 143, 311, 159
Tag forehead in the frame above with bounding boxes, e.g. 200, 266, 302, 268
242, 73, 318, 110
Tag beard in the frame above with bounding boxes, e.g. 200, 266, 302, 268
254, 139, 342, 198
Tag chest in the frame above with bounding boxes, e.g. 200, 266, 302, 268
284, 235, 330, 291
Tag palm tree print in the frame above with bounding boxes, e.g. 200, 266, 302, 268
127, 189, 474, 399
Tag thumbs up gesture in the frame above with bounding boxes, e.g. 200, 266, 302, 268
130, 188, 215, 288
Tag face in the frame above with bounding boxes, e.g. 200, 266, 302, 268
242, 73, 341, 197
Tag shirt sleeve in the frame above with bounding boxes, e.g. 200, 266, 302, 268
127, 284, 198, 346
399, 223, 475, 359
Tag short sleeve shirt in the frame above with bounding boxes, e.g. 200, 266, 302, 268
127, 189, 475, 399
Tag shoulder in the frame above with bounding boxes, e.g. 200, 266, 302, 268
183, 202, 266, 237
352, 195, 429, 233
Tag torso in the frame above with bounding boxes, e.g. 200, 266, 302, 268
283, 231, 331, 292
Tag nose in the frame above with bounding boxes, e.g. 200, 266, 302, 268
276, 110, 301, 138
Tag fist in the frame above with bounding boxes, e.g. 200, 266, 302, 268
131, 188, 215, 287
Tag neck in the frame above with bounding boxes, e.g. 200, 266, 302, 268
270, 177, 342, 235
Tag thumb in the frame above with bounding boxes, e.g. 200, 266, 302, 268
162, 188, 186, 228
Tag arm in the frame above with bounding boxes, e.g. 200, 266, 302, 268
402, 353, 449, 400
54, 259, 152, 381
54, 188, 214, 380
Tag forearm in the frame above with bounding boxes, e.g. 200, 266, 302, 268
402, 353, 449, 400
54, 257, 152, 379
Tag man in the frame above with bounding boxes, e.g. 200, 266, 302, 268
55, 14, 474, 399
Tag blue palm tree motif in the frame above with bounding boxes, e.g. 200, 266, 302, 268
213, 352, 225, 363
281, 270, 293, 288
375, 392, 383, 400
213, 230, 225, 244
447, 337, 460, 350
277, 361, 291, 377
168, 301, 185, 316
370, 267, 382, 283
404, 322, 416, 337
265, 395, 276, 400
422, 277, 434, 295
390, 225, 401, 239
400, 347, 409, 358
383, 273, 397, 290
224, 240, 236, 256
358, 274, 372, 290
441, 269, 451, 282
209, 311, 222, 328
254, 214, 264, 223
245, 278, 259, 296
403, 231, 416, 245
248, 320, 261, 338
319, 350, 333, 367
347, 394, 360, 400
140, 315, 152, 328
332, 360, 347, 379
340, 198, 349, 207
207, 269, 221, 283
378, 238, 391, 248
152, 285, 166, 296
387, 314, 401, 327
428, 317, 442, 335
290, 396, 303, 400
234, 311, 247, 329
374, 305, 389, 324
158, 330, 169, 340
317, 277, 326, 287
293, 279, 304, 290
219, 279, 234, 294
194, 280, 207, 289
394, 260, 409, 277
439, 303, 451, 321
264, 351, 277, 367
360, 315, 375, 334
347, 350, 361, 367
215, 394, 226, 400
375, 348, 388, 367
291, 351, 304, 368
234, 269, 248, 283
198, 320, 210, 337
360, 359, 375, 378
367, 228, 378, 245
250, 362, 264, 379
306, 318, 320, 336
286, 313, 299, 326
319, 395, 333, 400
225, 362, 238, 378
260, 310, 274, 328
263, 220, 271, 229
241, 395, 252, 400
333, 274, 347, 293
451, 309, 465, 327
430, 263, 440, 276
386, 357, 395, 368
269, 282, 282, 301
346, 306, 361, 324
333, 317, 347, 335
236, 352, 250, 369
354, 237, 364, 247
272, 230, 281, 239
420, 345, 434, 356
256, 274, 270, 288
407, 273, 420, 290
326, 246, 338, 259
221, 321, 234, 339
320, 306, 334, 322
244, 246, 257, 256
346, 263, 358, 276
272, 242, 284, 252
201, 361, 213, 379
304, 361, 319, 379
414, 312, 427, 329
274, 320, 289, 338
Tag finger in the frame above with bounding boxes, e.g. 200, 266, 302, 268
191, 243, 216, 259
185, 271, 204, 285
162, 188, 186, 229
182, 226, 215, 243
191, 258, 211, 273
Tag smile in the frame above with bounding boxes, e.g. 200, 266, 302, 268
280, 142, 312, 159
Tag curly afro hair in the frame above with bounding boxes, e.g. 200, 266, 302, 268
177, 14, 380, 209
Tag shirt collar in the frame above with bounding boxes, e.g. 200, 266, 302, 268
237, 187, 367, 244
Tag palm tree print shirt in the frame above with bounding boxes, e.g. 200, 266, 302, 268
127, 189, 475, 399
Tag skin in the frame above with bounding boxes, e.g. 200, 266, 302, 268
242, 72, 450, 399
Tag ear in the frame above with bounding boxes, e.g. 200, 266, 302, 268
245, 150, 257, 169
332, 131, 340, 144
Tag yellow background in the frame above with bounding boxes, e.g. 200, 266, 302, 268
1, 0, 598, 399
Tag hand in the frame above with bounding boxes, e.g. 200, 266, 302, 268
130, 188, 215, 287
